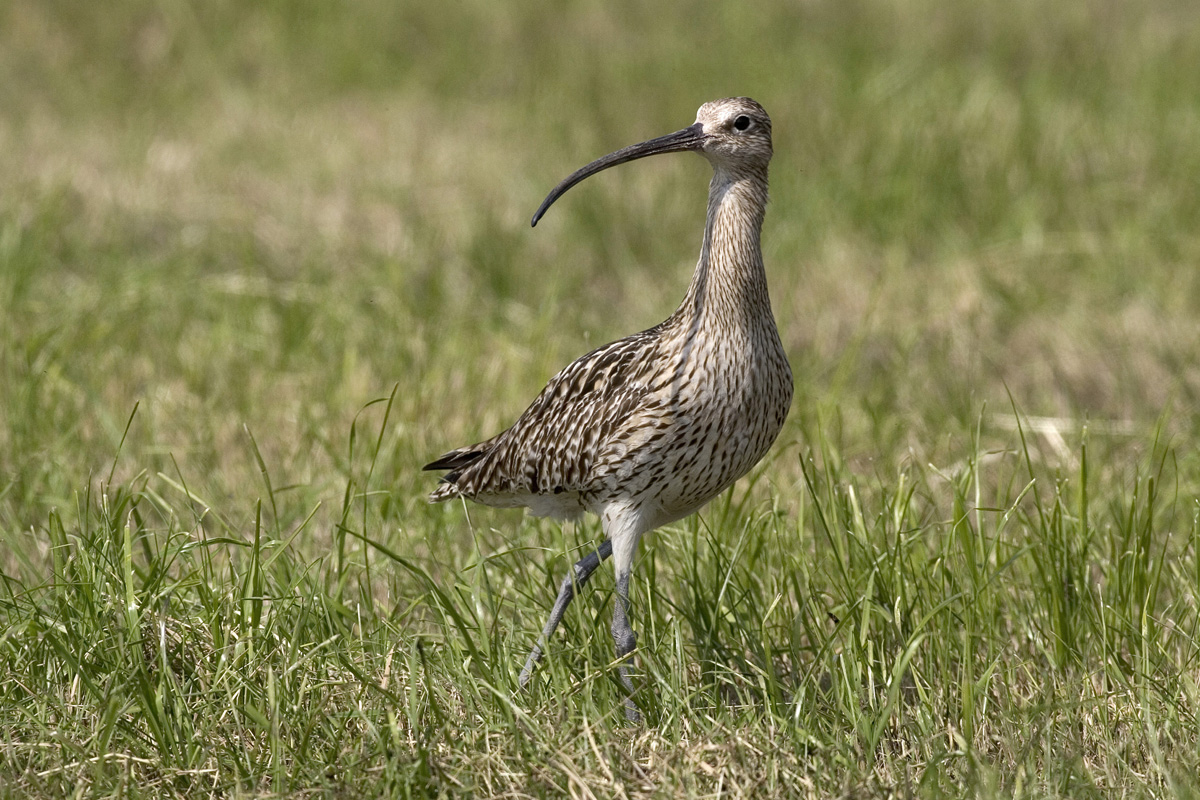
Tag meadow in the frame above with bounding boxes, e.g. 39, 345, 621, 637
2, 0, 1199, 796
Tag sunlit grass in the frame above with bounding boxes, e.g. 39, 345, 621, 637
3, 0, 1200, 796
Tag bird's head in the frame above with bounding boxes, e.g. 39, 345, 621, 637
692, 97, 772, 173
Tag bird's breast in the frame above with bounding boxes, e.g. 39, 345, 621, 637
592, 320, 792, 524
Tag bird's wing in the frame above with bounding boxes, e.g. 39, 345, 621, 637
426, 329, 664, 502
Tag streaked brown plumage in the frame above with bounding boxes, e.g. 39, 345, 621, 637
425, 97, 792, 721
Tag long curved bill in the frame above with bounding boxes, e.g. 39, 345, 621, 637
531, 122, 705, 227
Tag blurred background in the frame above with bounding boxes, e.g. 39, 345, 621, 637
2, 0, 1199, 531
4, 2, 1200, 793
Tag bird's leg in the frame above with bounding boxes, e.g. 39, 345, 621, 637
518, 538, 613, 687
611, 566, 641, 723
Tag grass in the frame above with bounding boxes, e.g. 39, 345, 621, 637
2, 0, 1200, 796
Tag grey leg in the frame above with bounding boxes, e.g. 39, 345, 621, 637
611, 568, 641, 723
518, 539, 613, 687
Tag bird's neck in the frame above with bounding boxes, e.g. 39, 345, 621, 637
673, 167, 772, 331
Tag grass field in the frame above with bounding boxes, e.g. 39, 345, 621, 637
3, 0, 1200, 796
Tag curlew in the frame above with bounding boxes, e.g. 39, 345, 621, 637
424, 97, 792, 721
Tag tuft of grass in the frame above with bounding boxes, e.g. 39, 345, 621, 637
4, 412, 1199, 797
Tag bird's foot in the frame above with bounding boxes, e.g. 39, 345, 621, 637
518, 644, 544, 689
617, 660, 641, 723
621, 693, 642, 724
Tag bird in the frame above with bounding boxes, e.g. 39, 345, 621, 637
424, 97, 793, 721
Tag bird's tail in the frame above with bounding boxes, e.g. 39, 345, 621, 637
423, 440, 494, 502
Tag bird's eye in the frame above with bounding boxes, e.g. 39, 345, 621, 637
733, 115, 751, 131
